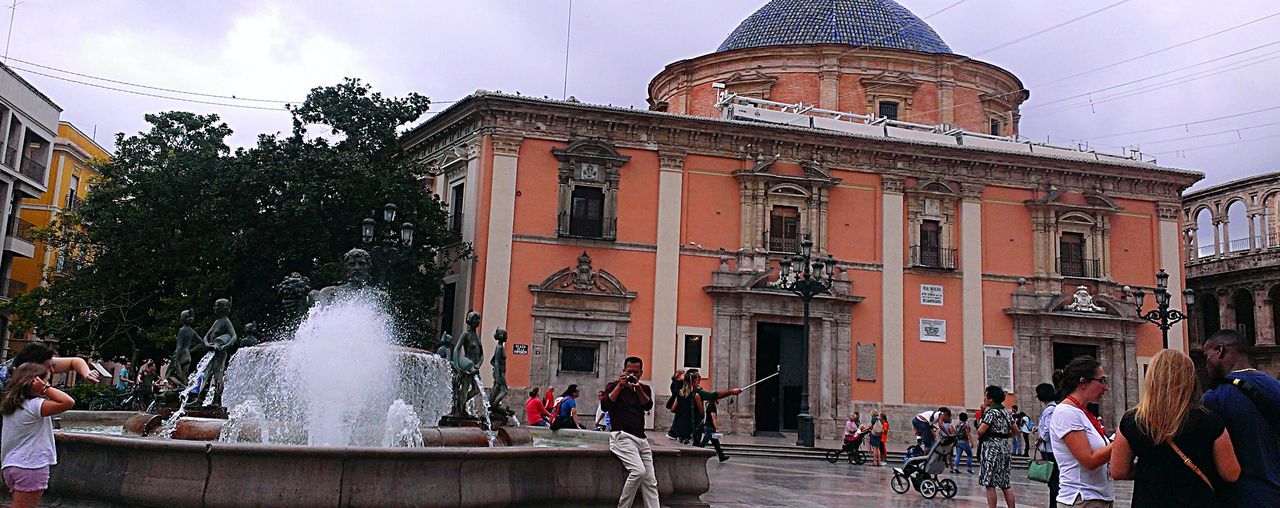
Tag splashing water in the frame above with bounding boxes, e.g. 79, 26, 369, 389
158, 351, 215, 438
381, 399, 425, 447
219, 398, 268, 443
221, 292, 452, 446
473, 374, 497, 445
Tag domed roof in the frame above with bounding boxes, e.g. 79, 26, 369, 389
718, 0, 952, 54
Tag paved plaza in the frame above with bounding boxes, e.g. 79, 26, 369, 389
704, 456, 1134, 507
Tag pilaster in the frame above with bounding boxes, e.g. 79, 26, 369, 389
652, 149, 685, 395
479, 134, 521, 385
881, 175, 905, 404
960, 192, 984, 406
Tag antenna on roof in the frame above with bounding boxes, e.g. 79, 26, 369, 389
3, 0, 21, 64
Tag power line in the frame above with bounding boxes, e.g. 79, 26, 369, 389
862, 0, 1134, 96
1029, 47, 1280, 117
8, 64, 291, 111
1151, 131, 1280, 156
908, 9, 1280, 118
4, 56, 295, 103
1084, 104, 1280, 140
1023, 39, 1280, 111
829, 0, 969, 62
1104, 119, 1280, 149
562, 0, 572, 100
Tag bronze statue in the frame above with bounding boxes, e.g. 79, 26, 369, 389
200, 298, 238, 406
309, 248, 378, 305
436, 331, 453, 360
450, 311, 483, 418
166, 309, 206, 389
488, 329, 510, 422
238, 323, 259, 349
276, 272, 313, 321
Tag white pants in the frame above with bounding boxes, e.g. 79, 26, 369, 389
609, 431, 660, 508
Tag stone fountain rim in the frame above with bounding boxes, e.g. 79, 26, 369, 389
54, 431, 716, 459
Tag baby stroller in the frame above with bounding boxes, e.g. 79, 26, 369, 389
825, 428, 868, 465
890, 435, 959, 499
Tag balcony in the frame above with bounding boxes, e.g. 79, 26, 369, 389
557, 211, 616, 241
768, 233, 799, 254
19, 155, 45, 184
4, 217, 35, 258
1057, 257, 1101, 279
909, 245, 957, 270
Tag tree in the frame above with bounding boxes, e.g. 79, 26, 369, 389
8, 79, 464, 359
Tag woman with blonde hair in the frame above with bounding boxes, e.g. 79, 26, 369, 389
1111, 349, 1240, 507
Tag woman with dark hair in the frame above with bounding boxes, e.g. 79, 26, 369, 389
978, 385, 1016, 508
5, 344, 100, 384
551, 385, 584, 430
1050, 356, 1114, 507
1, 363, 75, 507
1111, 350, 1239, 507
1035, 380, 1062, 506
525, 387, 550, 427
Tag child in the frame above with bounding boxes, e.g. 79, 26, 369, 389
1, 363, 76, 508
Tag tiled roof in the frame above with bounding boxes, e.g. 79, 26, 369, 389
718, 0, 952, 54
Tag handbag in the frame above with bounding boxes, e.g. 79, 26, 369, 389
1028, 459, 1055, 483
1169, 441, 1214, 492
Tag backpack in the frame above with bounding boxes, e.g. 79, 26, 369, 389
871, 418, 883, 436
1229, 375, 1280, 435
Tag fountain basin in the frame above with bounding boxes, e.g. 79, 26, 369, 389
47, 431, 713, 507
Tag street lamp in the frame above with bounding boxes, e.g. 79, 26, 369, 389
1132, 268, 1196, 349
773, 234, 836, 448
361, 203, 416, 287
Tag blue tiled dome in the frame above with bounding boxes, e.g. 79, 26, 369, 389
718, 0, 952, 54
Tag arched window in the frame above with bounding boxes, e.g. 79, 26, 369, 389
1226, 200, 1249, 252
1233, 288, 1257, 346
1195, 208, 1215, 257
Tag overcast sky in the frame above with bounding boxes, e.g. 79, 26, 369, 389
7, 0, 1278, 189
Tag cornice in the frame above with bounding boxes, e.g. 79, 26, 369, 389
402, 94, 1201, 202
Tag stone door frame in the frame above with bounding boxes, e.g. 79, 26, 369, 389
705, 268, 861, 440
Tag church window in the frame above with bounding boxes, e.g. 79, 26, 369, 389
553, 139, 630, 241
990, 119, 1003, 136
559, 342, 598, 374
908, 185, 958, 270
769, 205, 801, 253
878, 101, 900, 121
1058, 232, 1088, 278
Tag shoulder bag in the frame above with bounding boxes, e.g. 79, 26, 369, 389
1169, 440, 1214, 492
1028, 459, 1054, 483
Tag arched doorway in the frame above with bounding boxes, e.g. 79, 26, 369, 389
1233, 289, 1257, 345
1198, 293, 1220, 346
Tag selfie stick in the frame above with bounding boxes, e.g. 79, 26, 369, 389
739, 371, 780, 392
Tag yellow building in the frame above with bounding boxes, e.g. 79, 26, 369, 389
6, 121, 107, 352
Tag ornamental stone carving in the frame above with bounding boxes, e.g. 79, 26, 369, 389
1066, 286, 1104, 313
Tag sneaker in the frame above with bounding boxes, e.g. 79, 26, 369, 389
718, 456, 730, 462
967, 469, 974, 474
951, 469, 959, 474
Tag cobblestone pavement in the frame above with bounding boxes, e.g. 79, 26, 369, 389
704, 456, 1134, 507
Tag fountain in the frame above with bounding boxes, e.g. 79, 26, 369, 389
44, 233, 713, 506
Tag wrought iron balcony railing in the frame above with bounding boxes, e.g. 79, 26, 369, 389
1057, 257, 1101, 278
909, 245, 956, 270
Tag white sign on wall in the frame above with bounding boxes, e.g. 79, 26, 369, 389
984, 346, 1015, 393
920, 284, 944, 306
920, 318, 947, 342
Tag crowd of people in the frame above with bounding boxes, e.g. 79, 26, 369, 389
893, 328, 1276, 508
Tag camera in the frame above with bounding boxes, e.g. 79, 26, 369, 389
626, 375, 638, 384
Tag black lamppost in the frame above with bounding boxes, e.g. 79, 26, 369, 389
1133, 269, 1196, 349
360, 203, 416, 287
774, 235, 836, 448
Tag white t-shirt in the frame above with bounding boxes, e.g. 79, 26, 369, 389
1049, 403, 1113, 504
915, 410, 939, 424
2, 397, 56, 469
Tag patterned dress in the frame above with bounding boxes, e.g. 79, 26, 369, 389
978, 406, 1014, 489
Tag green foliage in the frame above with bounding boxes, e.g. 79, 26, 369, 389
64, 383, 112, 410
7, 78, 465, 359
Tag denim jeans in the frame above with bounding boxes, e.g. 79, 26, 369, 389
953, 440, 973, 470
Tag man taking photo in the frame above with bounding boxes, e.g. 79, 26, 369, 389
600, 356, 657, 508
